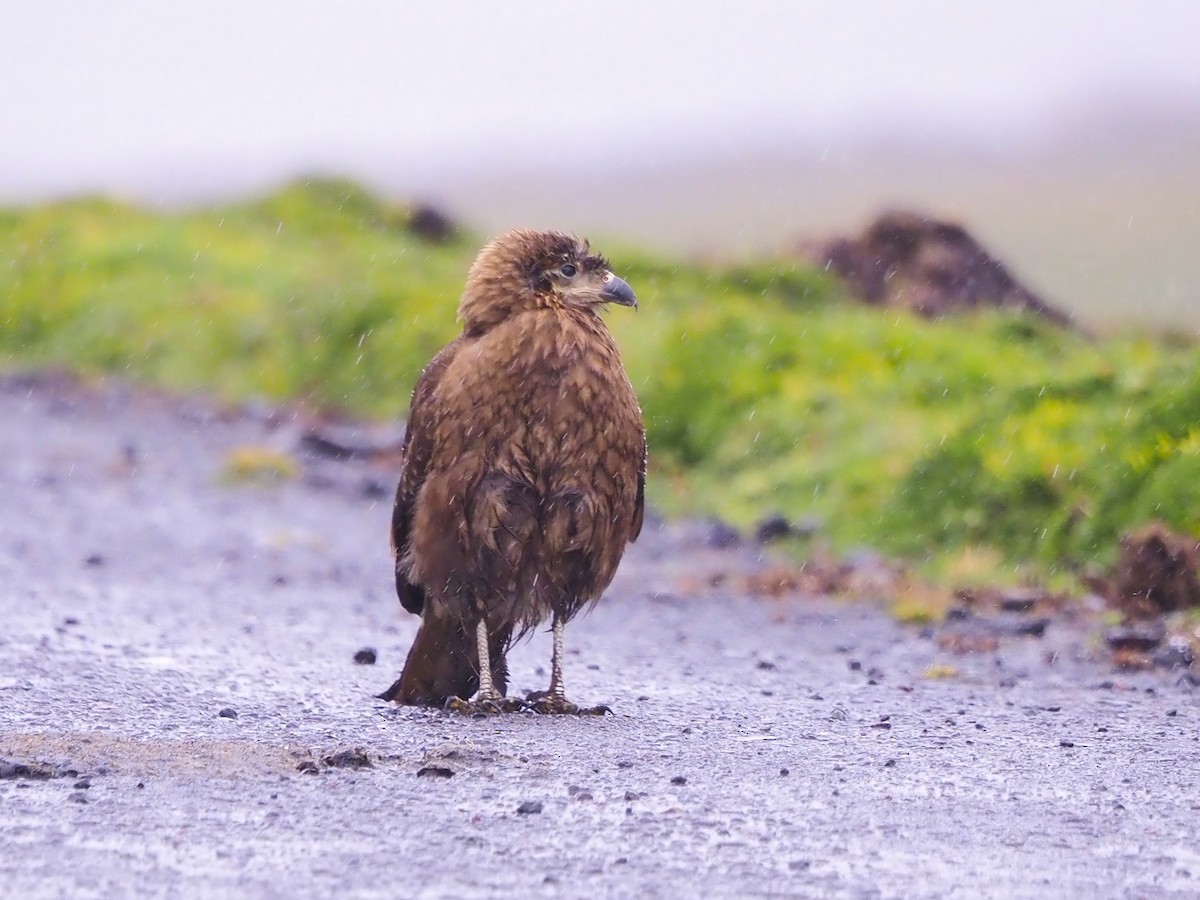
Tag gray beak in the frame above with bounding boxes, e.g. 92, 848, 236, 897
600, 272, 638, 309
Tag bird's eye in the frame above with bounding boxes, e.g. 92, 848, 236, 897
560, 263, 577, 278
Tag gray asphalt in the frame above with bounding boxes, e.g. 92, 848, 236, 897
1, 374, 1198, 899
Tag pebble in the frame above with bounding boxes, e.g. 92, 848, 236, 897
516, 801, 543, 815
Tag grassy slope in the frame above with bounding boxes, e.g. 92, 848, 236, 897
3, 180, 1198, 584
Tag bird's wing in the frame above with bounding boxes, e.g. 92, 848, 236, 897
631, 432, 646, 542
391, 339, 461, 614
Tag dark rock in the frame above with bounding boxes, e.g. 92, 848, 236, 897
416, 766, 454, 779
68, 792, 88, 804
1105, 626, 1166, 653
296, 761, 320, 775
1011, 618, 1049, 638
698, 518, 740, 549
998, 590, 1041, 614
754, 515, 794, 543
84, 554, 104, 567
299, 426, 405, 463
322, 748, 372, 769
360, 479, 389, 500
0, 759, 54, 780
670, 776, 687, 786
73, 778, 92, 789
408, 205, 458, 243
1153, 637, 1195, 671
756, 660, 777, 670
217, 707, 238, 719
801, 210, 1072, 324
353, 647, 378, 665
516, 800, 543, 815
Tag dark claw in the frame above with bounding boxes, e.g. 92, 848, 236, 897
524, 691, 613, 716
445, 696, 528, 716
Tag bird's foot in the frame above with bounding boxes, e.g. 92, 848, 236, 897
523, 690, 611, 716
445, 695, 527, 716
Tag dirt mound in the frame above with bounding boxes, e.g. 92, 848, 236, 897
804, 210, 1072, 324
1111, 522, 1200, 619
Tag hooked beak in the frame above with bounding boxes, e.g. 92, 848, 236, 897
600, 272, 638, 309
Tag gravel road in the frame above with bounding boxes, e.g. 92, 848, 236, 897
1, 373, 1197, 899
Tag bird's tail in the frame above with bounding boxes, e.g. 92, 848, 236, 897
378, 614, 511, 706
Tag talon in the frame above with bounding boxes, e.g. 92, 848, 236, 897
446, 695, 528, 716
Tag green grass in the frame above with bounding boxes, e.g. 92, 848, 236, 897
3, 179, 1198, 584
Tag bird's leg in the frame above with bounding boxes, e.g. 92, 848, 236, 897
447, 617, 523, 715
547, 614, 567, 700
474, 617, 500, 702
527, 612, 610, 716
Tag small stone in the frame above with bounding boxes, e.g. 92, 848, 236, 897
1105, 625, 1165, 653
68, 792, 88, 804
360, 479, 389, 500
73, 778, 92, 789
756, 660, 777, 670
670, 776, 687, 786
296, 761, 320, 775
698, 518, 740, 549
322, 749, 372, 769
516, 800, 543, 815
217, 707, 238, 719
84, 554, 104, 567
416, 766, 454, 779
780, 768, 790, 776
1060, 740, 1075, 748
754, 514, 793, 543
0, 759, 53, 780
998, 590, 1040, 614
1153, 637, 1194, 671
353, 648, 378, 665
1011, 618, 1049, 638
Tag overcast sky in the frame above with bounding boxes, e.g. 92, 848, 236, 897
2, 1, 1199, 203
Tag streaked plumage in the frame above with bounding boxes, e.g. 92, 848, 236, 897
380, 230, 645, 712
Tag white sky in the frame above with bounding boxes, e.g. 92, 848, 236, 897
2, 1, 1199, 202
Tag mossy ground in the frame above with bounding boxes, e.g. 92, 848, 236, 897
3, 179, 1197, 587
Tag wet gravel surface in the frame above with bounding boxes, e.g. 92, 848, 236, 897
2, 373, 1198, 899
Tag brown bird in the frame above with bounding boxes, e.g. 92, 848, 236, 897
379, 229, 645, 714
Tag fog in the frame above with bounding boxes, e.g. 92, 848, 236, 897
4, 2, 1197, 198
4, 2, 1199, 321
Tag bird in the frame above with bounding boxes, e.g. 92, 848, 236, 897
379, 229, 645, 714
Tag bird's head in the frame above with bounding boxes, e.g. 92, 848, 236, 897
458, 230, 637, 334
